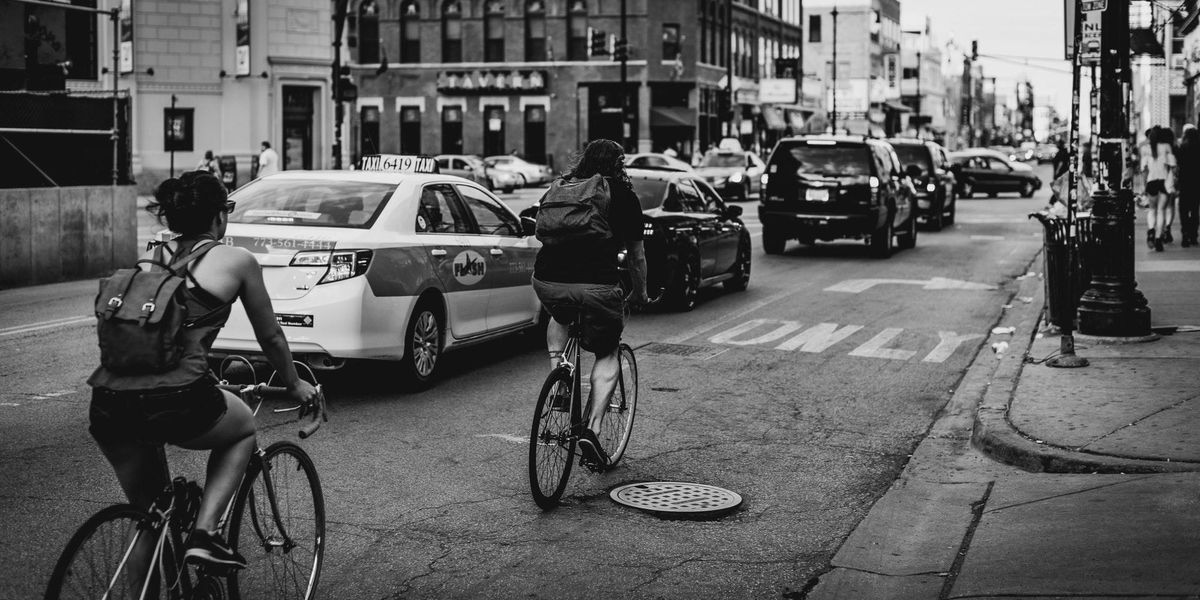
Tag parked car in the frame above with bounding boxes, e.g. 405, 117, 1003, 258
758, 135, 918, 258
693, 149, 767, 201
626, 168, 752, 310
626, 152, 694, 172
483, 155, 554, 187
949, 150, 1043, 198
435, 154, 495, 191
887, 138, 958, 230
1034, 143, 1059, 164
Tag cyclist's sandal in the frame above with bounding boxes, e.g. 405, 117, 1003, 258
185, 530, 247, 570
575, 426, 610, 468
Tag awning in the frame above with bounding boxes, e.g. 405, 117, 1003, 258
883, 101, 912, 113
650, 106, 697, 128
761, 105, 787, 130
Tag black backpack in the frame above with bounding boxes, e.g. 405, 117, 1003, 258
535, 174, 614, 245
94, 240, 219, 374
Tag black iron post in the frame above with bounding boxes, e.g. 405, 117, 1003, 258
725, 0, 734, 139
1076, 0, 1153, 338
332, 0, 349, 170
914, 49, 921, 129
830, 6, 838, 134
169, 94, 177, 177
620, 0, 629, 150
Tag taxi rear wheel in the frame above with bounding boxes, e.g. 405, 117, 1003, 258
402, 301, 443, 389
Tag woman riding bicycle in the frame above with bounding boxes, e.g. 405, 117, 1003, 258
532, 139, 649, 468
86, 170, 318, 570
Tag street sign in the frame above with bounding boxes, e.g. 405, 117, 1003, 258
1080, 8, 1102, 65
1066, 0, 1103, 64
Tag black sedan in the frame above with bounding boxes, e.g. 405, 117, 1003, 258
627, 168, 752, 310
949, 150, 1042, 198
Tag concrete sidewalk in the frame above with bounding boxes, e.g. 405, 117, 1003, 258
808, 218, 1200, 599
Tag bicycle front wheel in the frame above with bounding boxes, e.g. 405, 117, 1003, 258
45, 504, 158, 600
598, 343, 638, 465
228, 441, 325, 600
528, 366, 577, 509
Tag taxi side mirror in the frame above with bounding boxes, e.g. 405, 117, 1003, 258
521, 216, 537, 237
725, 204, 743, 218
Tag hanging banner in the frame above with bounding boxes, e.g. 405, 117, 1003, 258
884, 53, 901, 99
119, 0, 133, 74
235, 0, 250, 76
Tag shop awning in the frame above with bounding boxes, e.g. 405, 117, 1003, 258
761, 106, 787, 130
882, 101, 912, 113
650, 106, 697, 128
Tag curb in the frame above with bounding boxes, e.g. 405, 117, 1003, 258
969, 252, 1200, 474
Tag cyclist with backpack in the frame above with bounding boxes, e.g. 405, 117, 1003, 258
87, 170, 318, 570
532, 139, 649, 468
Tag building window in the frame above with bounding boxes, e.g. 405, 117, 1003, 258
400, 106, 421, 153
400, 0, 420, 63
442, 1, 462, 62
662, 23, 681, 61
485, 1, 505, 62
360, 105, 381, 155
525, 105, 546, 163
483, 105, 506, 156
442, 105, 463, 154
809, 15, 821, 42
698, 1, 707, 63
870, 9, 881, 43
358, 0, 379, 63
567, 1, 588, 60
525, 0, 546, 61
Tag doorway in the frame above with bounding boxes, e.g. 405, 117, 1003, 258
282, 85, 315, 170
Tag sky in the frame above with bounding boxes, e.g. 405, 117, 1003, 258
897, 0, 1073, 115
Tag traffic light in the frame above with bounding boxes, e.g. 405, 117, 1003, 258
613, 38, 629, 62
336, 66, 357, 102
588, 27, 609, 57
971, 40, 979, 61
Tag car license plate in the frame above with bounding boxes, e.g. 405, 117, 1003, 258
805, 189, 830, 202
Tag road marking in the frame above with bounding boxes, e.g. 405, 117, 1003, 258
31, 390, 76, 400
953, 216, 1031, 224
475, 433, 528, 444
0, 315, 92, 338
824, 277, 997, 293
661, 286, 803, 345
969, 234, 1007, 241
706, 320, 980, 364
1138, 260, 1200, 272
0, 403, 20, 407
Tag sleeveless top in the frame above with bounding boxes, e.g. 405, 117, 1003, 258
87, 238, 235, 391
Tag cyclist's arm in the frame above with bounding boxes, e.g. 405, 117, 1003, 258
625, 239, 649, 302
232, 250, 313, 395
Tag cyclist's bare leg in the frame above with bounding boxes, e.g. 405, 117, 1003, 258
586, 349, 620, 432
176, 390, 255, 533
93, 440, 168, 593
545, 317, 569, 370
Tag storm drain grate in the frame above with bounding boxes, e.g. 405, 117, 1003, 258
638, 343, 727, 360
610, 482, 743, 520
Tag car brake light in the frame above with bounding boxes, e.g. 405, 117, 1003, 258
926, 183, 937, 192
290, 250, 373, 284
869, 176, 880, 189
761, 173, 769, 186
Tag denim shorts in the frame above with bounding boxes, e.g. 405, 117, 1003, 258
532, 276, 625, 355
1147, 179, 1167, 196
89, 378, 227, 446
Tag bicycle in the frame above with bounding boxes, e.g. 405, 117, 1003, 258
45, 359, 328, 600
527, 303, 639, 509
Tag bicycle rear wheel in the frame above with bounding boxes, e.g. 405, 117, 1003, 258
45, 504, 159, 600
598, 343, 638, 465
528, 366, 577, 509
228, 441, 325, 600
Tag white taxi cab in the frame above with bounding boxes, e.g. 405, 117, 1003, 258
211, 155, 543, 388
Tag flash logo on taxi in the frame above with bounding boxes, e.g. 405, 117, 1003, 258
452, 250, 486, 285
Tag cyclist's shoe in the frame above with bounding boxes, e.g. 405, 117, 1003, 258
576, 426, 610, 469
185, 530, 247, 570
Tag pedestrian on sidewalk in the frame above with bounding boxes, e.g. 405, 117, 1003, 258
1177, 124, 1200, 247
1142, 126, 1175, 252
1163, 126, 1180, 244
196, 150, 222, 179
257, 141, 279, 178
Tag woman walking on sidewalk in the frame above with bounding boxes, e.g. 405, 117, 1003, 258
1177, 124, 1200, 247
1143, 126, 1176, 252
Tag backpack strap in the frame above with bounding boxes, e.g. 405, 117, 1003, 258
99, 269, 140, 319
167, 239, 220, 276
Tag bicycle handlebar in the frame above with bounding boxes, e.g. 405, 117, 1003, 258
215, 381, 328, 439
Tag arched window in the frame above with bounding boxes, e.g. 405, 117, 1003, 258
400, 0, 420, 63
566, 0, 587, 60
442, 0, 462, 62
484, 1, 505, 62
525, 0, 546, 62
359, 0, 379, 63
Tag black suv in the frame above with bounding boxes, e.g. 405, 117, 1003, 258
759, 136, 918, 257
887, 138, 957, 230
626, 168, 752, 311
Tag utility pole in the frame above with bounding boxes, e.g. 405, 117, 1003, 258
914, 49, 922, 131
726, 0, 734, 139
1077, 0, 1152, 337
619, 0, 629, 151
332, 0, 349, 170
830, 6, 838, 134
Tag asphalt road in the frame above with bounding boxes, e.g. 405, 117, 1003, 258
0, 166, 1053, 599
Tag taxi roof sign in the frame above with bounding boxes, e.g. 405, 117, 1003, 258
359, 154, 440, 174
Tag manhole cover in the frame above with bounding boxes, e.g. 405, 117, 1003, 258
610, 482, 743, 519
639, 343, 727, 360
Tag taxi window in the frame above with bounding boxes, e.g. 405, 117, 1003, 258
416, 184, 472, 234
456, 185, 521, 236
228, 178, 392, 228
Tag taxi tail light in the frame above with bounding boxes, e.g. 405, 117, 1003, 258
290, 249, 373, 284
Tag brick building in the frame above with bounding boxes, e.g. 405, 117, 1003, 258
346, 0, 803, 167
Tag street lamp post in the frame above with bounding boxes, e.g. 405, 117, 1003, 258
914, 49, 922, 130
619, 0, 630, 151
831, 6, 838, 134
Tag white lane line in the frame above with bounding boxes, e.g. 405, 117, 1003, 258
475, 433, 528, 444
0, 315, 92, 338
31, 390, 76, 400
0, 403, 20, 407
662, 286, 801, 344
969, 234, 1007, 241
